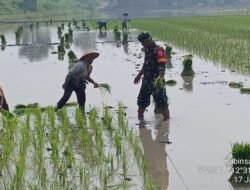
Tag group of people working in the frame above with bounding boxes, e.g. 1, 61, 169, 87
1, 32, 170, 121
97, 12, 129, 32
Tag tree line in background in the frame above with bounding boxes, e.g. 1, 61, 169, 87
0, 0, 100, 14
0, 0, 250, 16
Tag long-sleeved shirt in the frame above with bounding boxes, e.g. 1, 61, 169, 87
66, 60, 90, 87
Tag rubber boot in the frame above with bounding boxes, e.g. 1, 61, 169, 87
138, 106, 146, 120
162, 108, 170, 121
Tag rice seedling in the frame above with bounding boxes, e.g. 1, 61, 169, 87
64, 33, 70, 44
165, 79, 177, 86
181, 55, 195, 76
57, 44, 65, 54
0, 35, 7, 45
61, 23, 64, 30
165, 45, 172, 58
98, 83, 111, 94
0, 101, 158, 189
57, 27, 62, 37
240, 87, 250, 94
229, 81, 244, 88
68, 50, 78, 63
113, 26, 121, 41
130, 16, 250, 74
229, 142, 250, 184
153, 76, 166, 89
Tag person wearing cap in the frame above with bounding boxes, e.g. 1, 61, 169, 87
56, 50, 99, 111
0, 84, 9, 112
134, 32, 170, 121
122, 13, 128, 31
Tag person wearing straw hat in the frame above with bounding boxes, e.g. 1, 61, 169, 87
0, 84, 9, 112
56, 49, 100, 111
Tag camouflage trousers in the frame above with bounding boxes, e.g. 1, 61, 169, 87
137, 78, 168, 110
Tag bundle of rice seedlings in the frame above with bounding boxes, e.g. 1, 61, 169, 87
98, 83, 111, 94
165, 45, 172, 58
68, 50, 78, 63
229, 142, 250, 184
165, 80, 177, 86
240, 87, 250, 94
229, 81, 243, 88
181, 55, 195, 76
153, 76, 165, 89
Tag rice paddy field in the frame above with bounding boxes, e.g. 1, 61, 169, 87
0, 15, 250, 190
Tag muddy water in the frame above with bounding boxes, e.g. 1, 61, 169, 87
1, 24, 250, 190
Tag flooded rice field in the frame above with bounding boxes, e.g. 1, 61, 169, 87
1, 23, 250, 190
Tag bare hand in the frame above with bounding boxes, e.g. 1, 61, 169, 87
134, 75, 141, 84
94, 82, 99, 88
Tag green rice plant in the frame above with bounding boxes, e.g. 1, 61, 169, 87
98, 83, 111, 94
64, 33, 70, 43
61, 23, 64, 30
68, 50, 78, 63
153, 76, 165, 89
0, 116, 17, 173
240, 87, 250, 94
57, 27, 62, 37
60, 36, 64, 45
102, 107, 113, 129
0, 34, 7, 45
68, 28, 73, 38
181, 56, 195, 76
229, 81, 244, 88
113, 26, 121, 41
165, 45, 172, 58
114, 131, 122, 155
130, 16, 250, 75
165, 79, 177, 86
57, 44, 65, 54
229, 142, 250, 184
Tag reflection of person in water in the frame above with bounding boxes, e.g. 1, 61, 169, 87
97, 31, 107, 40
139, 120, 169, 190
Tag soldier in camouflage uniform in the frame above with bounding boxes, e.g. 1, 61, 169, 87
134, 32, 170, 120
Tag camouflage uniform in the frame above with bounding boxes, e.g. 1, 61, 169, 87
137, 44, 168, 110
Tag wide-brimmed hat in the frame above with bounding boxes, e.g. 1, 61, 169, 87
79, 49, 100, 60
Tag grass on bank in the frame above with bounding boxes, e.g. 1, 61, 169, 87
130, 15, 250, 75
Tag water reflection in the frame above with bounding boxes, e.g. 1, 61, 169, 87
19, 26, 53, 62
97, 31, 107, 40
181, 75, 195, 92
73, 31, 96, 50
166, 58, 173, 69
139, 119, 170, 190
122, 41, 129, 54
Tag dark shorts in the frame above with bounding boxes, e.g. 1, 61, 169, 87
137, 78, 168, 110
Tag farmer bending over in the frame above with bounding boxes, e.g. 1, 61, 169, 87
134, 32, 170, 121
56, 50, 99, 111
97, 20, 107, 31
